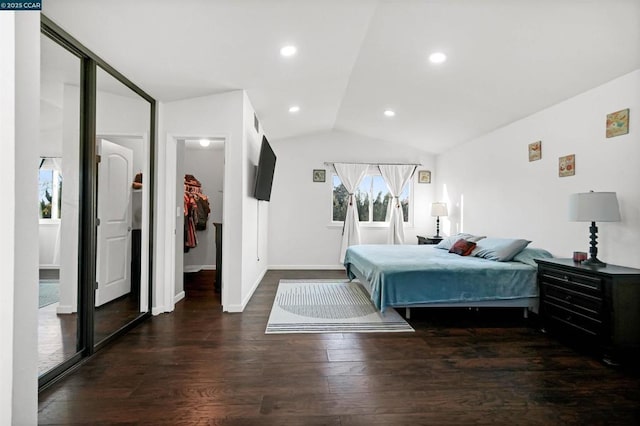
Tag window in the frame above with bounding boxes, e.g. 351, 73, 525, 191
39, 158, 62, 220
332, 173, 410, 223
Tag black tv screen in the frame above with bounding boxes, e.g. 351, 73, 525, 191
253, 136, 276, 201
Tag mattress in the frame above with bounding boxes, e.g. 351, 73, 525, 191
344, 245, 546, 312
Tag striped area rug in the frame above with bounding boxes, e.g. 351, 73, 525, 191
265, 280, 414, 334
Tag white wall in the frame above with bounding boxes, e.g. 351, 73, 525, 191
241, 92, 268, 302
437, 69, 640, 269
57, 83, 80, 314
38, 222, 60, 268
268, 130, 437, 268
0, 12, 39, 425
96, 86, 150, 136
183, 144, 224, 272
160, 90, 265, 312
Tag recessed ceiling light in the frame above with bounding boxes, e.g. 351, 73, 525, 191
429, 52, 447, 64
288, 105, 300, 113
384, 109, 396, 117
280, 45, 297, 57
199, 139, 210, 147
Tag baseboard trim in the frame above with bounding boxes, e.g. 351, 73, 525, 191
224, 268, 267, 313
151, 306, 165, 316
268, 264, 345, 270
174, 291, 185, 304
56, 305, 74, 314
184, 264, 216, 273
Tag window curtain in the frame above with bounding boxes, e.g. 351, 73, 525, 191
334, 163, 369, 262
379, 164, 416, 244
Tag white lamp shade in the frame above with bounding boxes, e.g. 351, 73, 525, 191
568, 192, 621, 222
431, 202, 448, 217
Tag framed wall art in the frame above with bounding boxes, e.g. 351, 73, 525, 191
418, 170, 431, 184
559, 154, 575, 177
312, 169, 326, 182
606, 108, 629, 138
528, 141, 542, 162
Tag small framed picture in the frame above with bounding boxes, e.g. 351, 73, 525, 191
528, 141, 542, 162
559, 154, 575, 177
606, 108, 629, 138
418, 170, 431, 184
312, 169, 326, 182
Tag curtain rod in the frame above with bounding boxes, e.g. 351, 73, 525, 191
323, 161, 422, 166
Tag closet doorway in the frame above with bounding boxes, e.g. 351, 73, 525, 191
175, 138, 225, 301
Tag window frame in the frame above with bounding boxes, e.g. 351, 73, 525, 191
329, 170, 414, 228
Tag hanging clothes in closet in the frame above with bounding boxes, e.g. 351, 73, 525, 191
184, 174, 211, 252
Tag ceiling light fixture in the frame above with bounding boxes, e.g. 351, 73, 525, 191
384, 109, 396, 117
199, 139, 211, 147
429, 52, 447, 64
288, 105, 300, 113
280, 45, 297, 57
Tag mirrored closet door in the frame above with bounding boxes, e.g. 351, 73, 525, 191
38, 33, 82, 378
39, 16, 155, 388
94, 66, 152, 347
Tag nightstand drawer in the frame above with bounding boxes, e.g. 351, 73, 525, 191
536, 258, 640, 364
540, 268, 602, 297
544, 302, 602, 337
542, 282, 603, 317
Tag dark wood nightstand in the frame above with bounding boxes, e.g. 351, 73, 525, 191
417, 235, 443, 245
535, 258, 640, 364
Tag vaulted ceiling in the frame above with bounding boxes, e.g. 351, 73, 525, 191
43, 0, 640, 154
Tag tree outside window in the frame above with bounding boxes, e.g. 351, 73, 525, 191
332, 174, 409, 223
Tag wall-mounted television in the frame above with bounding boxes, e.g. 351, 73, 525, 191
253, 136, 276, 201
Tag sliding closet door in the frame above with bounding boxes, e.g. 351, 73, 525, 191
39, 16, 155, 387
94, 66, 152, 347
38, 33, 83, 379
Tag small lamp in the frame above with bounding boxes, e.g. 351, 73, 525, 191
431, 202, 448, 238
568, 191, 621, 267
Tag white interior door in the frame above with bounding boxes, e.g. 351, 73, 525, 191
96, 139, 133, 307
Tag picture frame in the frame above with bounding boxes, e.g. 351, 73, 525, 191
528, 140, 542, 162
558, 154, 575, 177
418, 170, 431, 184
606, 108, 629, 138
312, 169, 326, 182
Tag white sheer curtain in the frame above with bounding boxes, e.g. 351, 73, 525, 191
379, 164, 416, 244
334, 163, 369, 262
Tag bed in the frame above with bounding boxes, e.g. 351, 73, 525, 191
344, 240, 553, 317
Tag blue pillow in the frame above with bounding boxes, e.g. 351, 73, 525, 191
512, 247, 554, 266
471, 238, 531, 262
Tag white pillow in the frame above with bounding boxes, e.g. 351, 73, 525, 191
434, 233, 486, 250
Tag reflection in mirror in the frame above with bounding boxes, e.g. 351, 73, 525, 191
38, 34, 81, 376
94, 66, 151, 345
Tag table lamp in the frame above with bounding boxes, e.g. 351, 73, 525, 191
431, 202, 448, 238
568, 191, 621, 267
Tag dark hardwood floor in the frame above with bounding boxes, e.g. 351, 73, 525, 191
38, 270, 640, 425
38, 291, 144, 376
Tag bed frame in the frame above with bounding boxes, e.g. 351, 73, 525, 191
348, 264, 538, 319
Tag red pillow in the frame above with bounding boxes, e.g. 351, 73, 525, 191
449, 239, 477, 256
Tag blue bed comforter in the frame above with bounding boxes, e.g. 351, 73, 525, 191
344, 245, 549, 312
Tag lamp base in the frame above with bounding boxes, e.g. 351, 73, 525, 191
584, 221, 606, 267
582, 257, 606, 267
